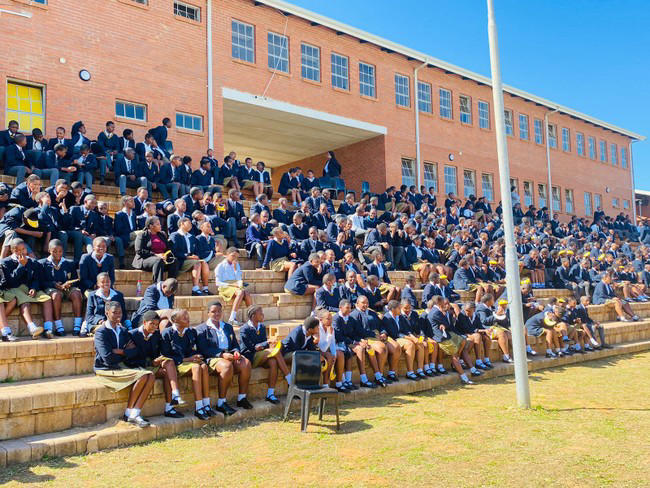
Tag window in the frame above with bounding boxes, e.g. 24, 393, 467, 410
444, 165, 457, 194
518, 114, 529, 140
463, 170, 476, 198
459, 95, 471, 124
611, 143, 618, 166
174, 2, 200, 21
548, 124, 557, 149
594, 193, 602, 211
401, 158, 415, 188
301, 43, 320, 82
551, 186, 561, 212
576, 132, 585, 156
417, 81, 432, 113
175, 112, 202, 132
6, 81, 44, 132
584, 192, 593, 216
330, 53, 349, 90
439, 88, 452, 119
534, 119, 543, 144
32, 0, 47, 3
504, 110, 513, 136
562, 127, 570, 152
115, 100, 146, 121
612, 197, 619, 209
423, 162, 438, 193
523, 181, 534, 207
478, 100, 490, 129
538, 183, 547, 208
394, 74, 410, 108
481, 174, 494, 201
510, 177, 519, 195
623, 199, 630, 209
588, 136, 596, 159
267, 32, 289, 73
359, 62, 376, 98
621, 147, 628, 169
231, 20, 254, 63
565, 189, 574, 213
600, 140, 607, 162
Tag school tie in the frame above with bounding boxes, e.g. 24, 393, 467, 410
127, 160, 132, 174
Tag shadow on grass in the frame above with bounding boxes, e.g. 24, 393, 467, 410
0, 458, 79, 485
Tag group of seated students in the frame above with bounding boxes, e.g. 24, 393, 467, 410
1, 119, 649, 428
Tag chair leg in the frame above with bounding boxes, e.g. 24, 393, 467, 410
318, 398, 325, 420
334, 395, 340, 431
283, 387, 296, 421
300, 395, 311, 432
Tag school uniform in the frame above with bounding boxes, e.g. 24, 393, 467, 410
245, 223, 265, 261
195, 320, 241, 365
367, 262, 391, 284
79, 252, 115, 292
169, 230, 200, 271
262, 238, 291, 269
332, 313, 363, 357
364, 286, 384, 312
452, 267, 477, 291
117, 137, 136, 154
592, 281, 616, 305
85, 288, 129, 329
278, 172, 297, 196
226, 200, 246, 228
75, 152, 97, 189
9, 182, 38, 209
123, 327, 163, 369
131, 282, 175, 328
47, 137, 72, 152
281, 325, 318, 357
160, 326, 198, 371
339, 283, 366, 304
93, 323, 139, 372
349, 308, 382, 338
401, 286, 419, 308
288, 223, 309, 242
239, 320, 270, 365
115, 154, 147, 195
315, 285, 342, 312
137, 160, 159, 195
38, 256, 78, 292
299, 238, 324, 260
285, 262, 321, 295
190, 168, 214, 189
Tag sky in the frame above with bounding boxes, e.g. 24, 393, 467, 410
287, 0, 650, 190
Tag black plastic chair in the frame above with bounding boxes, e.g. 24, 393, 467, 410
282, 350, 340, 432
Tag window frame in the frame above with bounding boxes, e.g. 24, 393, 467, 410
175, 111, 203, 133
561, 127, 570, 152
394, 73, 411, 108
523, 181, 534, 207
300, 42, 321, 82
444, 165, 457, 195
518, 113, 529, 141
621, 147, 628, 169
401, 158, 416, 188
423, 162, 438, 193
439, 88, 452, 120
588, 136, 596, 160
5, 79, 46, 133
115, 99, 147, 122
584, 192, 593, 216
481, 173, 494, 202
267, 31, 289, 74
330, 52, 349, 91
576, 132, 585, 156
565, 189, 574, 214
548, 124, 558, 149
612, 197, 619, 209
534, 118, 544, 145
599, 140, 607, 162
537, 183, 548, 208
459, 95, 472, 125
504, 109, 513, 136
173, 1, 201, 22
594, 193, 602, 211
551, 185, 561, 212
359, 62, 376, 98
610, 143, 618, 166
478, 100, 490, 129
417, 81, 433, 114
231, 19, 255, 64
463, 169, 476, 199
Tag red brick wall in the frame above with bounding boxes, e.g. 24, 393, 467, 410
0, 0, 635, 218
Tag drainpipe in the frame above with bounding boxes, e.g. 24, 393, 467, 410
544, 107, 559, 211
414, 60, 428, 189
629, 140, 637, 224
206, 0, 214, 149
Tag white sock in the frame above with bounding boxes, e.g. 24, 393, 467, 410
129, 408, 140, 419
1, 326, 11, 336
124, 408, 132, 418
203, 286, 209, 292
555, 348, 561, 353
437, 364, 445, 371
344, 371, 352, 382
285, 373, 292, 384
165, 403, 172, 412
229, 312, 237, 323
374, 372, 382, 380
267, 388, 275, 397
195, 400, 203, 411
238, 393, 246, 401
416, 368, 423, 374
471, 367, 478, 373
590, 338, 599, 346
172, 389, 180, 399
460, 374, 469, 382
574, 345, 581, 350
484, 358, 491, 364
192, 285, 200, 292
203, 397, 211, 407
503, 354, 511, 361
546, 349, 553, 354
475, 359, 484, 366
360, 374, 368, 383
389, 370, 396, 376
28, 322, 39, 333
407, 370, 414, 375
217, 398, 225, 407
55, 320, 64, 330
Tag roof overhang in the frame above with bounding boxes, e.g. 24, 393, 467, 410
222, 87, 387, 166
254, 0, 644, 142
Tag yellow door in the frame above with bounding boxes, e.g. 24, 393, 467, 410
6, 82, 44, 132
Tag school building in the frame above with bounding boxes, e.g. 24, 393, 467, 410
1, 0, 644, 218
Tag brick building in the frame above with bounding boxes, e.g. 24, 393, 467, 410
1, 0, 643, 218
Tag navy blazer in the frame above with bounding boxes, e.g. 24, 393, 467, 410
95, 214, 114, 238
117, 137, 136, 154
278, 172, 296, 195
69, 205, 100, 233
332, 314, 364, 345
245, 224, 264, 254
553, 266, 573, 288
569, 264, 591, 283
592, 281, 615, 305
455, 312, 482, 335
285, 262, 321, 295
452, 267, 477, 291
9, 182, 37, 209
226, 200, 246, 222
315, 286, 342, 312
379, 313, 400, 340
47, 137, 72, 151
169, 231, 198, 262
114, 210, 137, 242
124, 328, 163, 368
299, 238, 324, 261
114, 154, 140, 183
0, 256, 40, 290
131, 283, 175, 328
349, 308, 381, 338
97, 132, 120, 153
39, 204, 68, 233
323, 158, 341, 178
367, 262, 391, 283
262, 239, 290, 268
426, 307, 454, 343
195, 322, 240, 360
404, 245, 436, 267
160, 326, 197, 366
273, 208, 294, 225
38, 257, 78, 290
149, 125, 169, 151
137, 161, 159, 182
400, 286, 419, 309
79, 253, 115, 292
190, 169, 213, 187
4, 144, 28, 169
281, 325, 318, 354
44, 149, 73, 171
474, 303, 496, 329
288, 223, 309, 242
76, 153, 98, 173
93, 324, 138, 370
239, 321, 270, 361
85, 289, 128, 327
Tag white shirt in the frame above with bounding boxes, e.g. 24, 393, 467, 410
317, 323, 337, 355
207, 319, 228, 350
350, 214, 365, 231
156, 282, 170, 309
104, 320, 122, 346
121, 209, 134, 230
91, 252, 107, 266
215, 259, 242, 286
74, 136, 84, 147
138, 325, 153, 341
96, 287, 117, 300
178, 230, 192, 255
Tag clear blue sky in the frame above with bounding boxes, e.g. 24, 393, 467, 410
288, 0, 650, 190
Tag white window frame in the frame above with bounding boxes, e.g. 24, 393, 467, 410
584, 192, 593, 216
538, 183, 547, 208
444, 165, 457, 195
478, 100, 490, 129
588, 136, 596, 159
231, 20, 255, 63
401, 158, 416, 188
600, 140, 607, 162
463, 169, 476, 198
576, 132, 585, 156
267, 31, 289, 73
423, 162, 438, 193
594, 193, 602, 211
621, 147, 628, 168
518, 113, 529, 140
623, 199, 630, 209
439, 88, 452, 119
459, 95, 471, 124
300, 43, 321, 82
504, 109, 513, 136
548, 124, 557, 149
174, 1, 200, 22
394, 74, 410, 108
523, 181, 534, 207
481, 173, 494, 201
359, 62, 376, 98
417, 81, 432, 113
561, 127, 570, 152
175, 111, 203, 132
610, 143, 618, 166
331, 52, 349, 90
115, 100, 147, 122
551, 186, 561, 212
534, 119, 544, 144
565, 189, 574, 214
612, 197, 619, 209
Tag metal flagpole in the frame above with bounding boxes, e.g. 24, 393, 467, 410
486, 0, 531, 408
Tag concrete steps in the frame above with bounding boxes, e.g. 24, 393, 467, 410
1, 337, 648, 467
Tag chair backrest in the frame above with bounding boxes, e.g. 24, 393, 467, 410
291, 350, 322, 390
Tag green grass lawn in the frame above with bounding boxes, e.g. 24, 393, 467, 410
3, 352, 650, 487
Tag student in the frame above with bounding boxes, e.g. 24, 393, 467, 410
592, 270, 639, 322
113, 195, 138, 268
118, 128, 136, 154
79, 237, 116, 293
195, 219, 222, 274
572, 295, 611, 349
47, 144, 76, 184
285, 253, 322, 296
525, 307, 564, 358
0, 238, 54, 339
245, 213, 266, 266
315, 273, 343, 312
167, 198, 188, 235
150, 118, 172, 156
195, 301, 254, 415
137, 152, 160, 196
278, 167, 302, 206
38, 239, 83, 336
400, 275, 419, 309
225, 189, 247, 247
262, 227, 299, 277
97, 121, 120, 180
70, 121, 91, 157
161, 309, 214, 420
475, 294, 518, 363
281, 315, 321, 363
132, 216, 180, 283
214, 247, 252, 325
254, 161, 273, 198
239, 305, 292, 404
74, 144, 97, 190
115, 149, 147, 196
69, 193, 100, 264
191, 157, 217, 192
130, 278, 178, 331
125, 311, 186, 419
219, 155, 240, 191
364, 275, 387, 312
399, 299, 430, 378
93, 301, 155, 428
83, 272, 130, 336
314, 308, 343, 387
404, 234, 436, 283
170, 217, 206, 296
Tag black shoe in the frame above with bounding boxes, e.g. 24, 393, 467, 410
417, 371, 427, 379
406, 372, 419, 381
437, 368, 449, 375
237, 398, 254, 409
387, 372, 399, 382
164, 408, 184, 418
471, 369, 483, 377
127, 415, 151, 428
204, 406, 219, 417
194, 408, 210, 420
376, 377, 388, 388
54, 328, 66, 337
476, 363, 489, 371
336, 385, 351, 393
215, 403, 236, 416
602, 344, 614, 349
424, 368, 436, 377
484, 362, 494, 370
345, 381, 359, 390
191, 290, 203, 296
557, 351, 566, 357
360, 380, 377, 389
265, 395, 280, 404
72, 328, 80, 336
545, 352, 557, 358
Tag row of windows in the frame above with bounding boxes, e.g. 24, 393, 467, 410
32, 1, 201, 20
583, 192, 630, 215
115, 100, 203, 131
